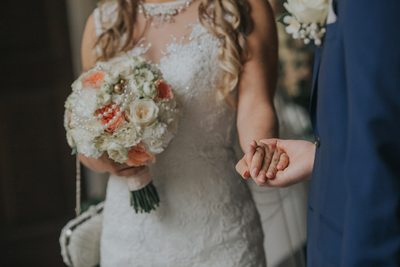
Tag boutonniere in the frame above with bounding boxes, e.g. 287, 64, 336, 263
280, 0, 330, 46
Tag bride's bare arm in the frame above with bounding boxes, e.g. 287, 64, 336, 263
81, 15, 97, 71
236, 0, 279, 181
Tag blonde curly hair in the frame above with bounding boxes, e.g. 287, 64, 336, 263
96, 0, 252, 104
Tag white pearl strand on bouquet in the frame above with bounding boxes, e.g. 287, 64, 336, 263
70, 80, 135, 133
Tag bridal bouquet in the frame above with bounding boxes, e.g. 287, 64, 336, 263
64, 56, 179, 213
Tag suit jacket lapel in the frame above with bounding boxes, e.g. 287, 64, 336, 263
310, 47, 322, 130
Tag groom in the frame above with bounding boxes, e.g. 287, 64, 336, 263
237, 0, 400, 266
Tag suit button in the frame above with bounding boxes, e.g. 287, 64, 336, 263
314, 137, 321, 148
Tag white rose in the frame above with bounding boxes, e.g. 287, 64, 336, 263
112, 124, 141, 147
108, 57, 133, 73
103, 72, 119, 86
142, 123, 168, 154
73, 89, 98, 118
106, 142, 129, 163
141, 82, 157, 98
70, 128, 102, 158
284, 0, 329, 24
71, 78, 83, 92
127, 79, 140, 96
129, 99, 159, 126
134, 68, 155, 86
142, 69, 155, 81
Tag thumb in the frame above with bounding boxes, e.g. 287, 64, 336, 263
274, 139, 292, 154
268, 169, 296, 188
258, 138, 279, 148
236, 158, 250, 179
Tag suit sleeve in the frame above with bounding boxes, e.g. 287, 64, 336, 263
341, 0, 400, 266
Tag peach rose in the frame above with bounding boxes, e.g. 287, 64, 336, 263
129, 99, 159, 126
126, 143, 155, 167
95, 104, 126, 133
83, 71, 105, 89
156, 80, 174, 100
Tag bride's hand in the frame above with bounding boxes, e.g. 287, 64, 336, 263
236, 140, 289, 185
78, 154, 145, 177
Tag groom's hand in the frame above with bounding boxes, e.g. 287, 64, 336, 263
258, 139, 316, 187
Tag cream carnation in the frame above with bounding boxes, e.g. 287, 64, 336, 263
112, 124, 141, 148
107, 142, 129, 164
141, 82, 157, 98
142, 123, 169, 154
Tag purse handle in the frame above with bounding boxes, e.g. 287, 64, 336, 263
75, 155, 81, 216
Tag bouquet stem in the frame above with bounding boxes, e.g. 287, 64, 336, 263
130, 182, 160, 213
126, 167, 160, 213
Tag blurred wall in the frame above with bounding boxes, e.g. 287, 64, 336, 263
1, 0, 76, 265
66, 0, 98, 75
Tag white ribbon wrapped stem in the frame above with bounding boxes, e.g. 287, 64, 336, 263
125, 166, 152, 191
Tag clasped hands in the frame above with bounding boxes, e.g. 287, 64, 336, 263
236, 139, 316, 187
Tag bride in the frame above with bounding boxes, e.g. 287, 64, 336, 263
78, 0, 299, 266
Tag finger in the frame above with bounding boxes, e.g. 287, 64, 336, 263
79, 154, 108, 173
262, 169, 291, 187
264, 172, 294, 188
116, 166, 146, 177
259, 138, 278, 147
236, 158, 250, 179
266, 149, 282, 179
255, 170, 267, 185
250, 146, 265, 178
263, 178, 284, 188
256, 145, 274, 184
108, 160, 132, 174
245, 140, 257, 166
107, 162, 126, 173
277, 153, 290, 171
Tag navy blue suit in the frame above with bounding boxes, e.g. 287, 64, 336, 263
308, 0, 400, 266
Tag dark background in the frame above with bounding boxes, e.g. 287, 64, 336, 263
0, 0, 75, 266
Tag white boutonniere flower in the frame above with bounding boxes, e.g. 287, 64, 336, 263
281, 0, 330, 46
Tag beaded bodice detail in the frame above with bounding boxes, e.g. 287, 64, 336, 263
138, 0, 196, 25
93, 1, 266, 266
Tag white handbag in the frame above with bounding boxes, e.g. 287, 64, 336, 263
59, 202, 104, 267
59, 157, 103, 267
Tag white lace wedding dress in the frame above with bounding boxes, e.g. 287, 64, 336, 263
93, 1, 306, 266
94, 1, 266, 266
